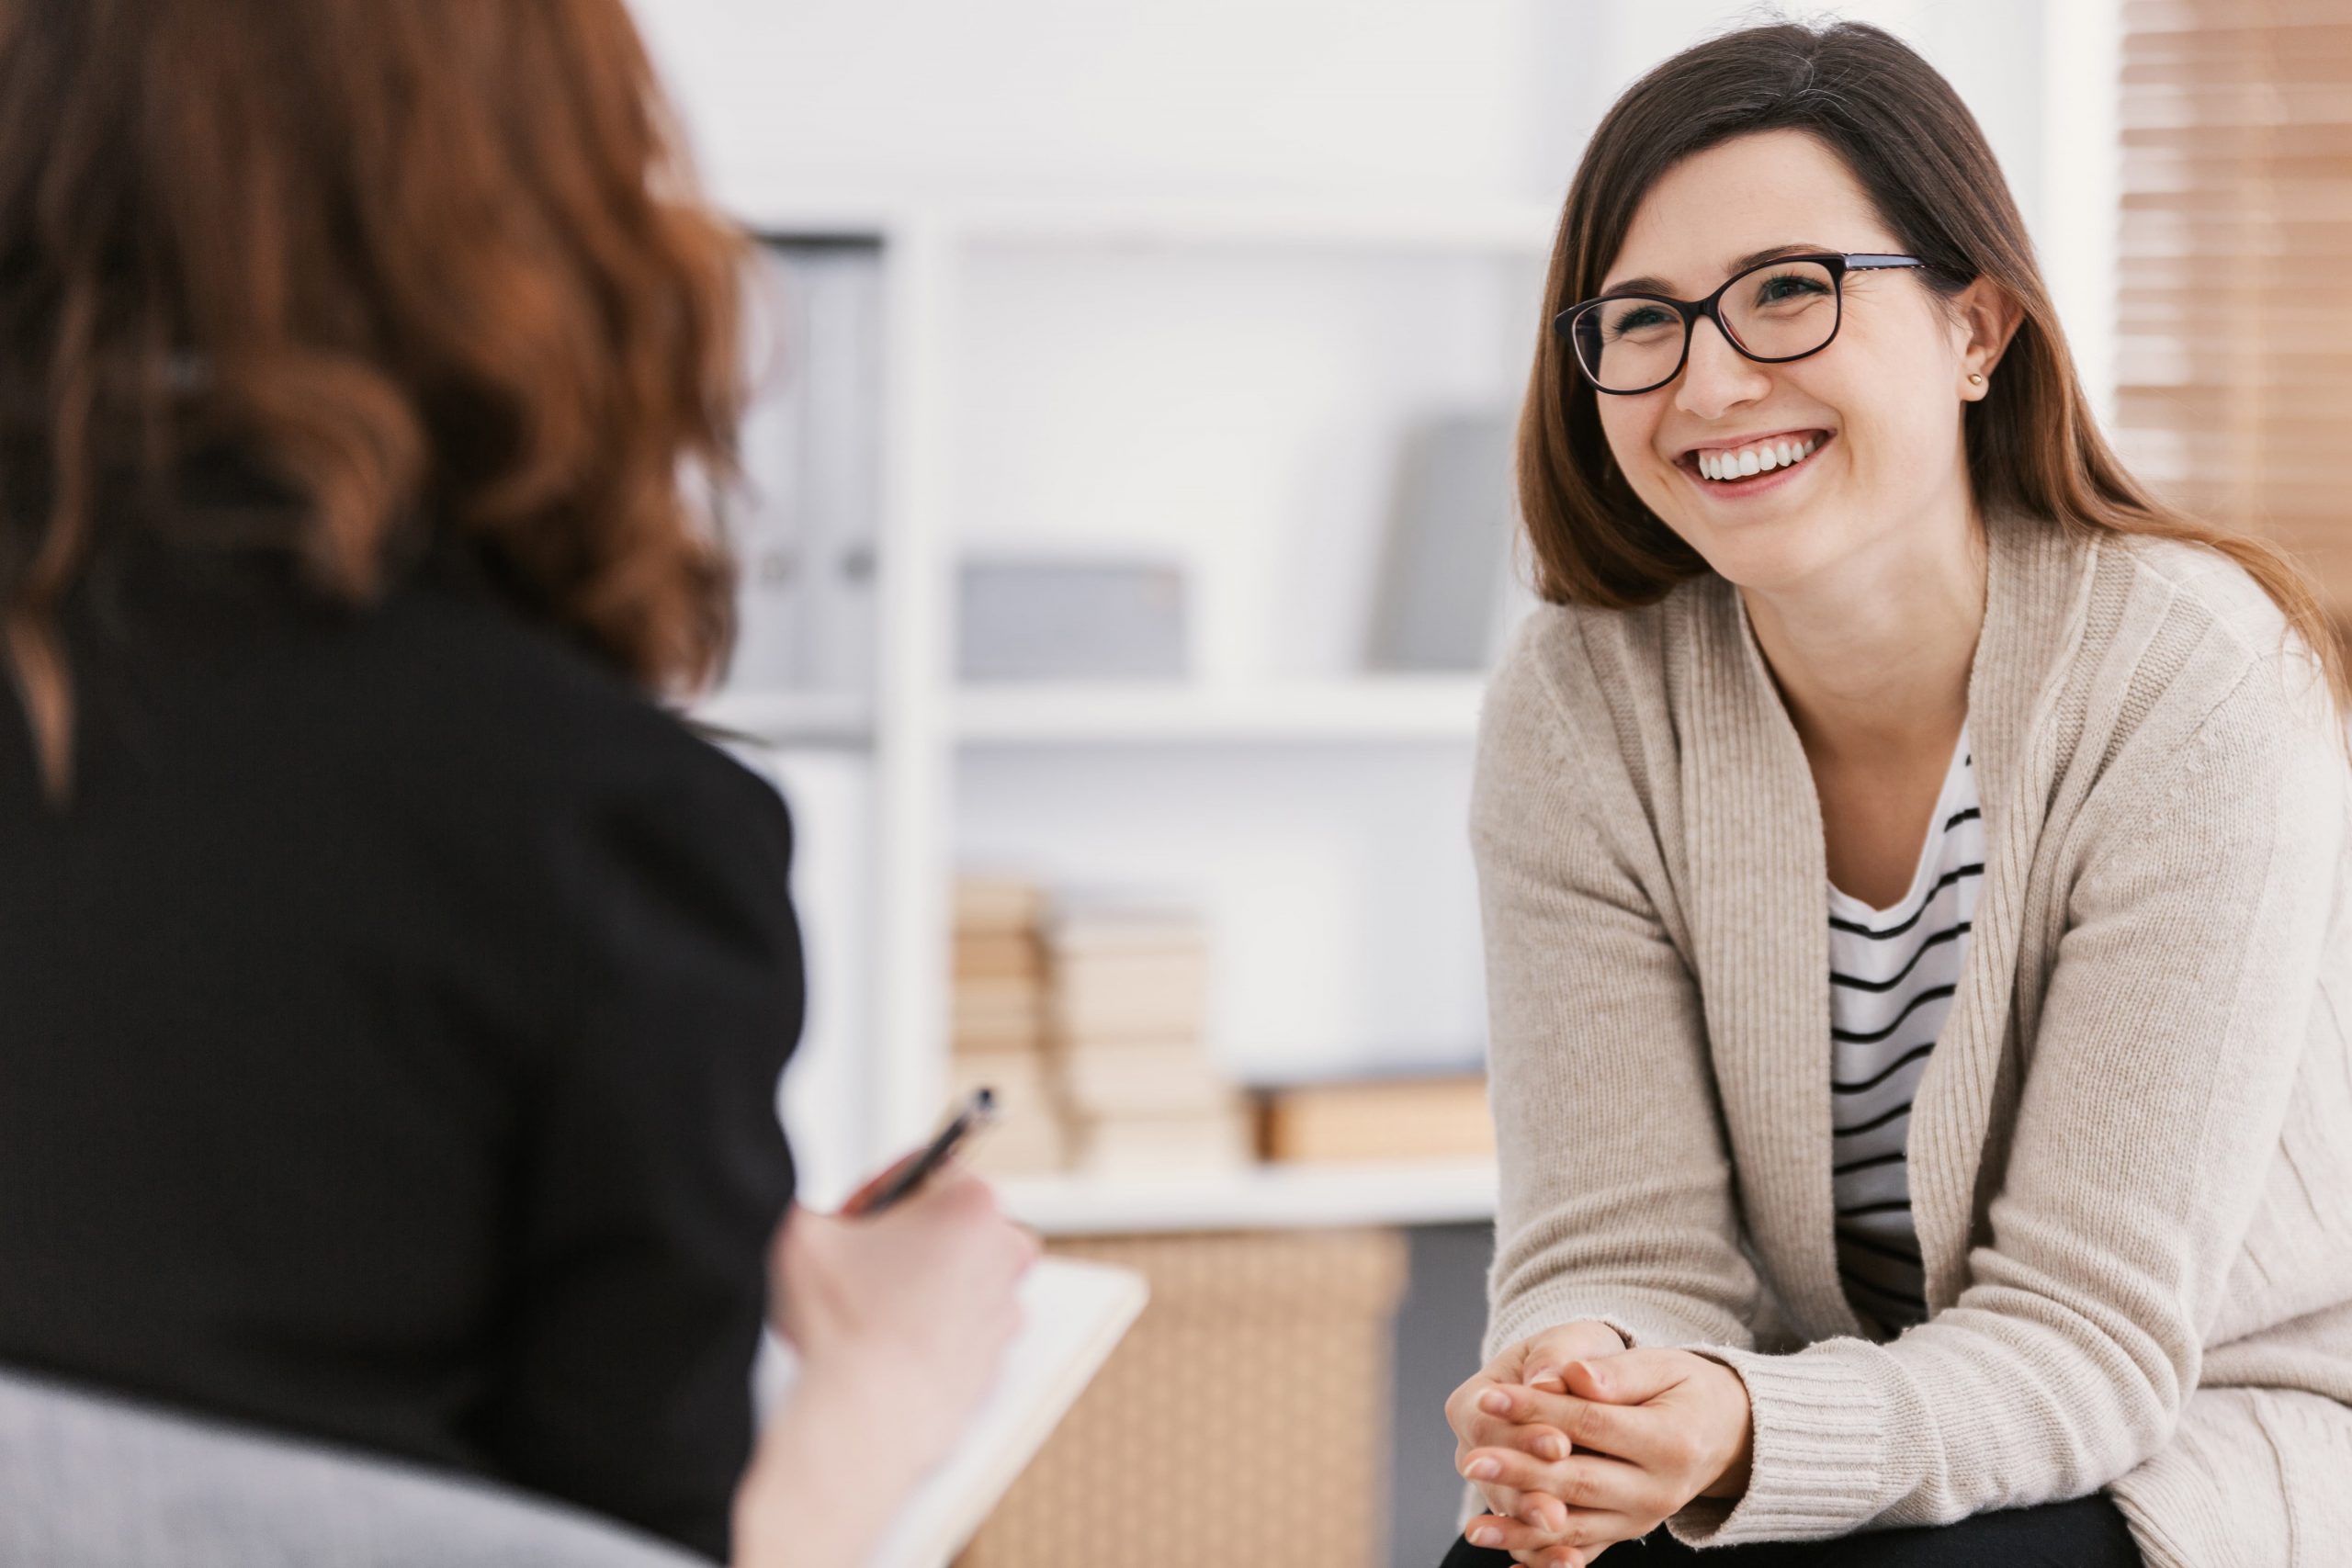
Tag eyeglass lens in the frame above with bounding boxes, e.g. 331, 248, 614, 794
1573, 258, 1840, 393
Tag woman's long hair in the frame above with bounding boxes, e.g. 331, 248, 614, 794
1523, 19, 2352, 721
0, 0, 748, 796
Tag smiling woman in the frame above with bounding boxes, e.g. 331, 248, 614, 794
1559, 127, 2022, 604
1442, 17, 2352, 1568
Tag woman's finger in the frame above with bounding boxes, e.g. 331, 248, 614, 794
1470, 1385, 1585, 1459
1512, 1546, 1585, 1568
1557, 1396, 1634, 1461
1457, 1442, 1523, 1516
1520, 1488, 1573, 1534
1528, 1453, 1657, 1517
1463, 1512, 1566, 1554
1462, 1443, 1570, 1495
1530, 1545, 1599, 1568
1466, 1502, 1643, 1558
1475, 1381, 1680, 1473
1491, 1503, 1649, 1555
1563, 1348, 1691, 1407
1475, 1382, 1554, 1427
1462, 1403, 1568, 1461
1476, 1420, 1570, 1461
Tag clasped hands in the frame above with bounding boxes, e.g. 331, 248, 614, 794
1442, 1320, 1755, 1567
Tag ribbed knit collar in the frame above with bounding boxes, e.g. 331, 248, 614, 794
1672, 504, 2098, 1339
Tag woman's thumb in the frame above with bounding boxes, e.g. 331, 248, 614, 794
1565, 1348, 1685, 1404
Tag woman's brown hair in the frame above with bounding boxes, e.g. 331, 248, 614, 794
1522, 19, 2352, 720
0, 0, 748, 796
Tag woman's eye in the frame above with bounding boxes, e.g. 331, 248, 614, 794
1754, 272, 1829, 305
1609, 303, 1672, 335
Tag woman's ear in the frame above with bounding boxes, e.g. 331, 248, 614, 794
1954, 276, 2025, 397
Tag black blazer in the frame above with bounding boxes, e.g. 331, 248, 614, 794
0, 526, 801, 1562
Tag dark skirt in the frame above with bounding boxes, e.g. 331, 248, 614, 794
1437, 1493, 2140, 1567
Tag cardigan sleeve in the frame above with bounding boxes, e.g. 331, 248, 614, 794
1471, 624, 1762, 1359
1672, 650, 2346, 1546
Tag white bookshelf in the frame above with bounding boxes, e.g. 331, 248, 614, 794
731, 197, 1544, 1225
692, 688, 873, 747
730, 196, 1557, 257
955, 676, 1486, 746
999, 1159, 1499, 1238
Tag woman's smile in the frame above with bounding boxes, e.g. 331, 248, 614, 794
1672, 428, 1837, 503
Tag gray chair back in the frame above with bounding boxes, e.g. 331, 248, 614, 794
0, 1368, 707, 1568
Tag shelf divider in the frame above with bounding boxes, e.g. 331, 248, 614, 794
954, 676, 1486, 745
997, 1158, 1498, 1237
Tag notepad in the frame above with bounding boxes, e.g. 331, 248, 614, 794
767, 1256, 1149, 1568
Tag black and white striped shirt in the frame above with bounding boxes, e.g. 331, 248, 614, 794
1827, 723, 1982, 1336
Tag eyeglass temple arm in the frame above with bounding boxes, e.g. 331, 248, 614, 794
1843, 253, 1925, 270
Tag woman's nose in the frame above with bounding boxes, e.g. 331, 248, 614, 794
1674, 315, 1770, 419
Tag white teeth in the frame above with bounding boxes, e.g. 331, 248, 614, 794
1692, 434, 1826, 482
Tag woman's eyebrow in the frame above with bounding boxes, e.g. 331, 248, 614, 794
1600, 241, 1832, 298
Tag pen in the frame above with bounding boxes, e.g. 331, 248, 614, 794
841, 1087, 998, 1217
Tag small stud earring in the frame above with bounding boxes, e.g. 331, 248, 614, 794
1968, 372, 1985, 385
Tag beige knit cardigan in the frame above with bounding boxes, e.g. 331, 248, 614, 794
1470, 504, 2352, 1566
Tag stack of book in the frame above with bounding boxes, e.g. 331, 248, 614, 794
1254, 1072, 1494, 1165
950, 877, 1069, 1176
1046, 904, 1251, 1175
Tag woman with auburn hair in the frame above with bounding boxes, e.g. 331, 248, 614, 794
1441, 20, 2352, 1568
0, 3, 1028, 1564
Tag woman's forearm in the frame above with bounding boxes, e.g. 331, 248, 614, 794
732, 1369, 907, 1568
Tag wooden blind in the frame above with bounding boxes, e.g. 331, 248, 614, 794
2116, 0, 2352, 621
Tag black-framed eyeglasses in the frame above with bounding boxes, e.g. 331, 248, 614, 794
1555, 252, 1928, 395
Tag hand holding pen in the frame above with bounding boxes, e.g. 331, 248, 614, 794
840, 1088, 999, 1216
752, 1087, 1038, 1564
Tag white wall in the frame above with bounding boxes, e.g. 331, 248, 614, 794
631, 0, 1554, 206
636, 0, 2114, 426
951, 245, 1541, 682
632, 2, 2056, 226
1552, 2, 2050, 230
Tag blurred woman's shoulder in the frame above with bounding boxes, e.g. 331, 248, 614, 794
386, 533, 775, 811
53, 502, 784, 851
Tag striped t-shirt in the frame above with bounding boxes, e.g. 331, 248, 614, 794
1827, 722, 1982, 1336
